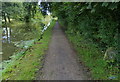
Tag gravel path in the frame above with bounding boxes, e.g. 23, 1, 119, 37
36, 22, 89, 80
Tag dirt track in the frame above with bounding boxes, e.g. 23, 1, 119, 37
36, 22, 90, 80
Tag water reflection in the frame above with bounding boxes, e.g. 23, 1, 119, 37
2, 26, 35, 61
2, 25, 37, 61
2, 22, 51, 61
2, 27, 11, 43
42, 22, 51, 33
2, 27, 17, 61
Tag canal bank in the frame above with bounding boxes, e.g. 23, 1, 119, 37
1, 20, 55, 80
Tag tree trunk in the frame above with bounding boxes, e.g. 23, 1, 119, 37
7, 14, 11, 23
3, 12, 7, 23
5, 25, 8, 41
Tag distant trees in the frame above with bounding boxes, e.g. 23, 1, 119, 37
2, 3, 12, 23
2, 2, 49, 41
23, 2, 37, 22
40, 2, 51, 16
2, 2, 38, 23
2, 3, 23, 23
46, 2, 120, 68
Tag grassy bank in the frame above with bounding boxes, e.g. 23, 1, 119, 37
65, 32, 118, 80
2, 21, 55, 80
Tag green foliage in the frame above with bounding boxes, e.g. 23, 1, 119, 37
23, 2, 37, 22
2, 2, 38, 23
1, 20, 56, 80
1, 2, 54, 80
49, 2, 119, 80
2, 2, 25, 22
40, 2, 51, 16
66, 33, 118, 80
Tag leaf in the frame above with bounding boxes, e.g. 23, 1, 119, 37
108, 3, 118, 10
102, 2, 109, 7
87, 3, 92, 9
91, 8, 95, 13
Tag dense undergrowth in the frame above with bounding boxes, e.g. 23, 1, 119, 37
59, 20, 119, 80
1, 20, 55, 80
45, 2, 120, 80
65, 29, 119, 80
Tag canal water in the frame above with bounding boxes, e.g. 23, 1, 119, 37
1, 21, 51, 61
2, 26, 38, 61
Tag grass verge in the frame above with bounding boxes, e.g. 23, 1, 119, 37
65, 32, 119, 80
2, 20, 55, 80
